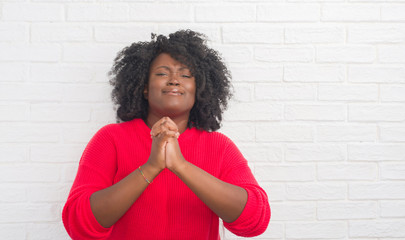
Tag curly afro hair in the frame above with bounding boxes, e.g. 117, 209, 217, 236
109, 29, 232, 132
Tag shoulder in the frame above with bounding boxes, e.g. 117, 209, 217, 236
193, 129, 235, 149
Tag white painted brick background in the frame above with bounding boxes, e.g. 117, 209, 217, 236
0, 0, 404, 239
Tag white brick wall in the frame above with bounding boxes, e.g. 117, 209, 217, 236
0, 1, 404, 239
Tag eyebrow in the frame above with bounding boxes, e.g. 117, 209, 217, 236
154, 66, 189, 71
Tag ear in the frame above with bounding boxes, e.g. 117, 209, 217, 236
143, 85, 148, 100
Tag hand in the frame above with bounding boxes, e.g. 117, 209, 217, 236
147, 117, 180, 172
165, 136, 186, 173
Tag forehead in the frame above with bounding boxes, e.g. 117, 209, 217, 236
150, 53, 189, 70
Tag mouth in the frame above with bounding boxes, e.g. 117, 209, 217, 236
162, 88, 184, 96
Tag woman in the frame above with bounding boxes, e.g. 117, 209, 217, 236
62, 30, 270, 240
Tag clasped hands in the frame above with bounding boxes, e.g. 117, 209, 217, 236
147, 117, 186, 173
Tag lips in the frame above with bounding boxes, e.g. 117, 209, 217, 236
162, 88, 184, 95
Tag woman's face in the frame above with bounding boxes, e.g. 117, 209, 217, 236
145, 53, 196, 118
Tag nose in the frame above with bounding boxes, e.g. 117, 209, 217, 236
167, 73, 180, 86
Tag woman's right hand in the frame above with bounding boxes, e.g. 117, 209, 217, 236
147, 117, 179, 172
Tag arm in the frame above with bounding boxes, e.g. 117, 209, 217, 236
62, 120, 177, 239
89, 117, 178, 228
165, 133, 270, 237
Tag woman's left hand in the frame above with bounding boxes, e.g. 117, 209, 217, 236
165, 136, 186, 173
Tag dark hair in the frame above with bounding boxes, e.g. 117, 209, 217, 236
109, 29, 232, 132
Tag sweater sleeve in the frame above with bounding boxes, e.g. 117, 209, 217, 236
219, 137, 271, 237
62, 125, 117, 240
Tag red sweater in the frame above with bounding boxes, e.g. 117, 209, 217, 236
62, 119, 270, 240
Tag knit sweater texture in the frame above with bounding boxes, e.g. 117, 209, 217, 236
62, 119, 270, 240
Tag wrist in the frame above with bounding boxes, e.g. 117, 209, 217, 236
170, 158, 188, 176
141, 162, 163, 180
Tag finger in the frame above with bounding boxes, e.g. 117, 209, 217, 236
151, 117, 179, 137
153, 130, 179, 144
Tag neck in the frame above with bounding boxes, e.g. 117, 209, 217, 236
145, 112, 190, 134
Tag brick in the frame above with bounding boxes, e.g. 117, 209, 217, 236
382, 5, 405, 21
380, 125, 405, 142
0, 83, 62, 101
285, 104, 345, 121
31, 23, 92, 42
380, 201, 405, 218
256, 124, 314, 142
318, 201, 378, 220
31, 103, 91, 122
349, 65, 405, 83
287, 183, 346, 200
231, 83, 253, 102
91, 103, 116, 123
62, 84, 112, 102
381, 85, 405, 101
261, 183, 285, 201
0, 124, 59, 143
285, 25, 345, 43
255, 46, 313, 62
0, 144, 28, 162
2, 3, 64, 21
318, 84, 378, 101
30, 63, 97, 83
348, 144, 405, 161
0, 203, 60, 222
63, 44, 122, 63
61, 163, 79, 183
348, 25, 405, 43
350, 220, 405, 238
230, 65, 283, 82
286, 221, 347, 238
0, 185, 26, 202
67, 3, 128, 22
27, 184, 70, 202
95, 25, 154, 43
195, 5, 255, 22
222, 25, 283, 43
27, 223, 70, 240
30, 144, 84, 163
284, 64, 345, 82
318, 163, 377, 180
0, 104, 29, 121
255, 83, 316, 100
271, 202, 316, 221
225, 101, 283, 121
322, 4, 380, 21
0, 43, 61, 62
62, 123, 104, 143
317, 125, 376, 142
257, 4, 320, 22
213, 45, 252, 63
219, 122, 255, 142
286, 144, 346, 162
255, 164, 315, 182
381, 164, 405, 180
349, 104, 405, 122
238, 143, 283, 162
349, 182, 405, 199
0, 63, 28, 82
0, 224, 26, 239
129, 3, 193, 22
0, 164, 60, 183
317, 46, 375, 63
0, 23, 28, 42
379, 46, 405, 63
